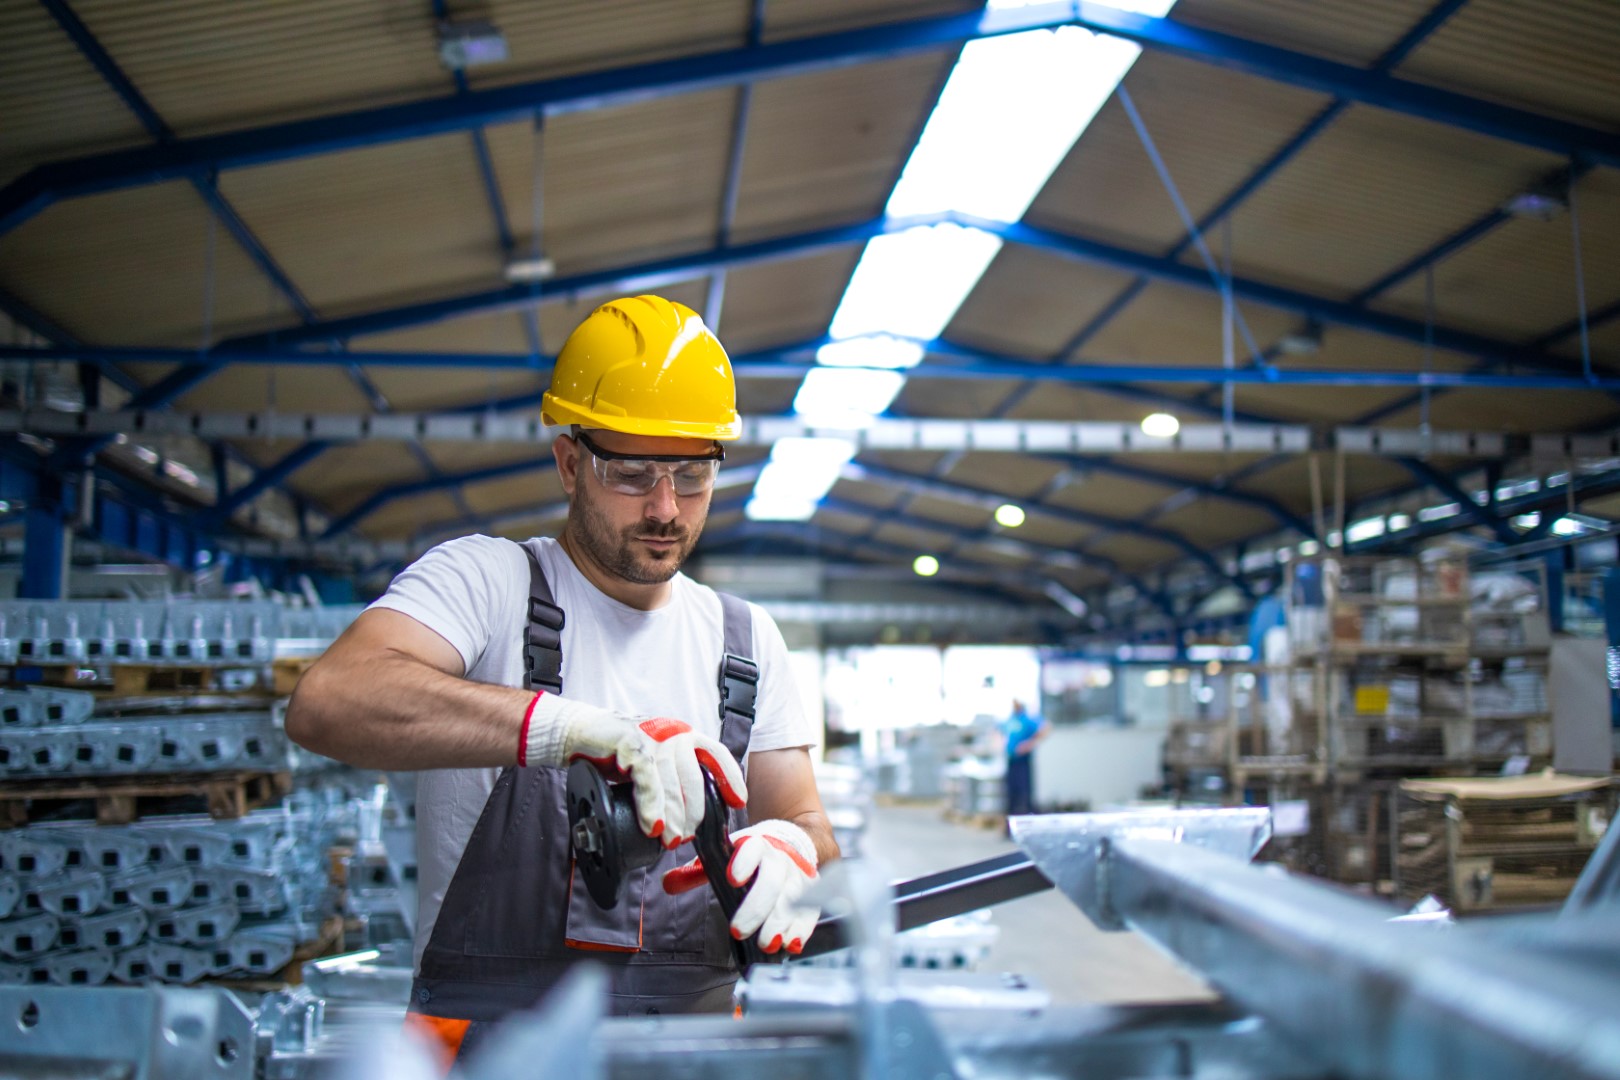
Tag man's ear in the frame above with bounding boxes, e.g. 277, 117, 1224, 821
553, 433, 579, 496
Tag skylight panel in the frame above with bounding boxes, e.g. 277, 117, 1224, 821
793, 368, 907, 429
816, 335, 925, 369
827, 223, 1003, 341
746, 437, 857, 522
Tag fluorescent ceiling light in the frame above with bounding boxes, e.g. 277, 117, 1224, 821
828, 223, 1002, 340
747, 437, 856, 522
793, 368, 906, 428
1345, 517, 1386, 544
504, 256, 555, 282
1511, 513, 1541, 530
889, 6, 1165, 222
1552, 516, 1583, 536
994, 503, 1026, 528
438, 21, 509, 70
913, 554, 941, 577
1140, 412, 1180, 438
816, 335, 925, 369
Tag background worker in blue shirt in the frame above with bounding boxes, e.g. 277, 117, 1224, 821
1000, 698, 1048, 819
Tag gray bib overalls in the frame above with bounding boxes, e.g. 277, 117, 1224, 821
409, 546, 759, 1022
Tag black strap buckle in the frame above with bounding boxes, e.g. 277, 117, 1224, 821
718, 653, 759, 722
524, 598, 565, 694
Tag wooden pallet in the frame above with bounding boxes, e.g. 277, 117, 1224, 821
29, 664, 222, 694
0, 770, 292, 827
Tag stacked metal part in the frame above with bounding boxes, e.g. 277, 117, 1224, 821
0, 795, 357, 987
1, 687, 297, 778
0, 600, 283, 668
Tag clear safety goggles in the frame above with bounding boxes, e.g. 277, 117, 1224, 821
575, 431, 724, 497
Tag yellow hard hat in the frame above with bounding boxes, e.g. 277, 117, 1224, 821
541, 295, 741, 441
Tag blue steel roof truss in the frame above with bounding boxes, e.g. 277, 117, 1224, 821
6, 0, 1619, 607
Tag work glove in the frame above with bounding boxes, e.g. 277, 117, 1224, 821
662, 819, 819, 955
520, 692, 747, 845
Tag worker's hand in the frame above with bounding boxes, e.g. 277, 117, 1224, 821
662, 819, 819, 955
520, 693, 746, 845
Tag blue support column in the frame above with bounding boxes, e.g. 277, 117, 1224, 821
1544, 548, 1565, 634
21, 505, 68, 599
1605, 566, 1620, 731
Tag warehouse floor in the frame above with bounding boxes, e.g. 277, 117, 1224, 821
862, 803, 1214, 1005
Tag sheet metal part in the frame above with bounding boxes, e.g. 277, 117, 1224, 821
0, 984, 256, 1079
1010, 808, 1272, 931
1094, 836, 1620, 1080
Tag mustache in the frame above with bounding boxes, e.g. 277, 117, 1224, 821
630, 523, 688, 541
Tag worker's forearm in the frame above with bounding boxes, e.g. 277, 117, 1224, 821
787, 810, 841, 866
287, 650, 531, 770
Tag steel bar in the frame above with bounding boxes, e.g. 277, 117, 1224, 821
799, 851, 1052, 958
1099, 837, 1620, 1080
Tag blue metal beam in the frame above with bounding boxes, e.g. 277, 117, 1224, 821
968, 215, 1596, 377
1396, 456, 1518, 543
321, 456, 550, 538
37, 0, 317, 322
1533, 296, 1620, 349
1075, 456, 1316, 537
8, 0, 1619, 236
206, 442, 332, 521
842, 460, 1246, 595
16, 338, 1620, 390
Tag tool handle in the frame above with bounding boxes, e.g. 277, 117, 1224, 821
693, 772, 782, 970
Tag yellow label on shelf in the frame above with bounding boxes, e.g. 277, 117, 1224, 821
1355, 685, 1391, 714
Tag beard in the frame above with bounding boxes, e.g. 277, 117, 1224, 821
567, 469, 706, 585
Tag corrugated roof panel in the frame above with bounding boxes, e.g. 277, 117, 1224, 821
942, 452, 1066, 500
1230, 384, 1418, 424
1003, 513, 1094, 550
354, 313, 548, 413
1106, 453, 1272, 485
361, 491, 464, 539
420, 443, 549, 477
485, 91, 733, 277
765, 0, 977, 42
0, 181, 300, 346
949, 248, 1139, 358
72, 0, 446, 138
1084, 533, 1180, 570
729, 50, 954, 244
1271, 329, 1478, 374
1372, 169, 1620, 343
902, 493, 990, 530
828, 475, 906, 511
872, 519, 958, 551
1395, 0, 1620, 128
1029, 52, 1332, 251
460, 472, 562, 517
959, 543, 1041, 572
1170, 0, 1441, 67
177, 365, 374, 414
807, 506, 876, 535
473, 1, 745, 87
737, 376, 801, 419
217, 134, 502, 319
1000, 383, 1193, 424
859, 448, 952, 474
0, 2, 150, 187
1155, 501, 1275, 549
897, 375, 1020, 420
713, 247, 861, 352
1078, 282, 1298, 367
1044, 472, 1176, 520
1238, 455, 1411, 506
289, 443, 429, 513
1222, 105, 1562, 303
1372, 387, 1620, 434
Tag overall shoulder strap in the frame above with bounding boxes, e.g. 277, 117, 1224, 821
715, 591, 758, 762
521, 544, 565, 695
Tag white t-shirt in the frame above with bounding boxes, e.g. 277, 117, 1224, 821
368, 534, 813, 969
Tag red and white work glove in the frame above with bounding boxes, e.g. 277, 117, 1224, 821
663, 819, 819, 955
519, 692, 747, 845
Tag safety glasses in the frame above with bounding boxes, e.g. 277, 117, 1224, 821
575, 432, 724, 497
